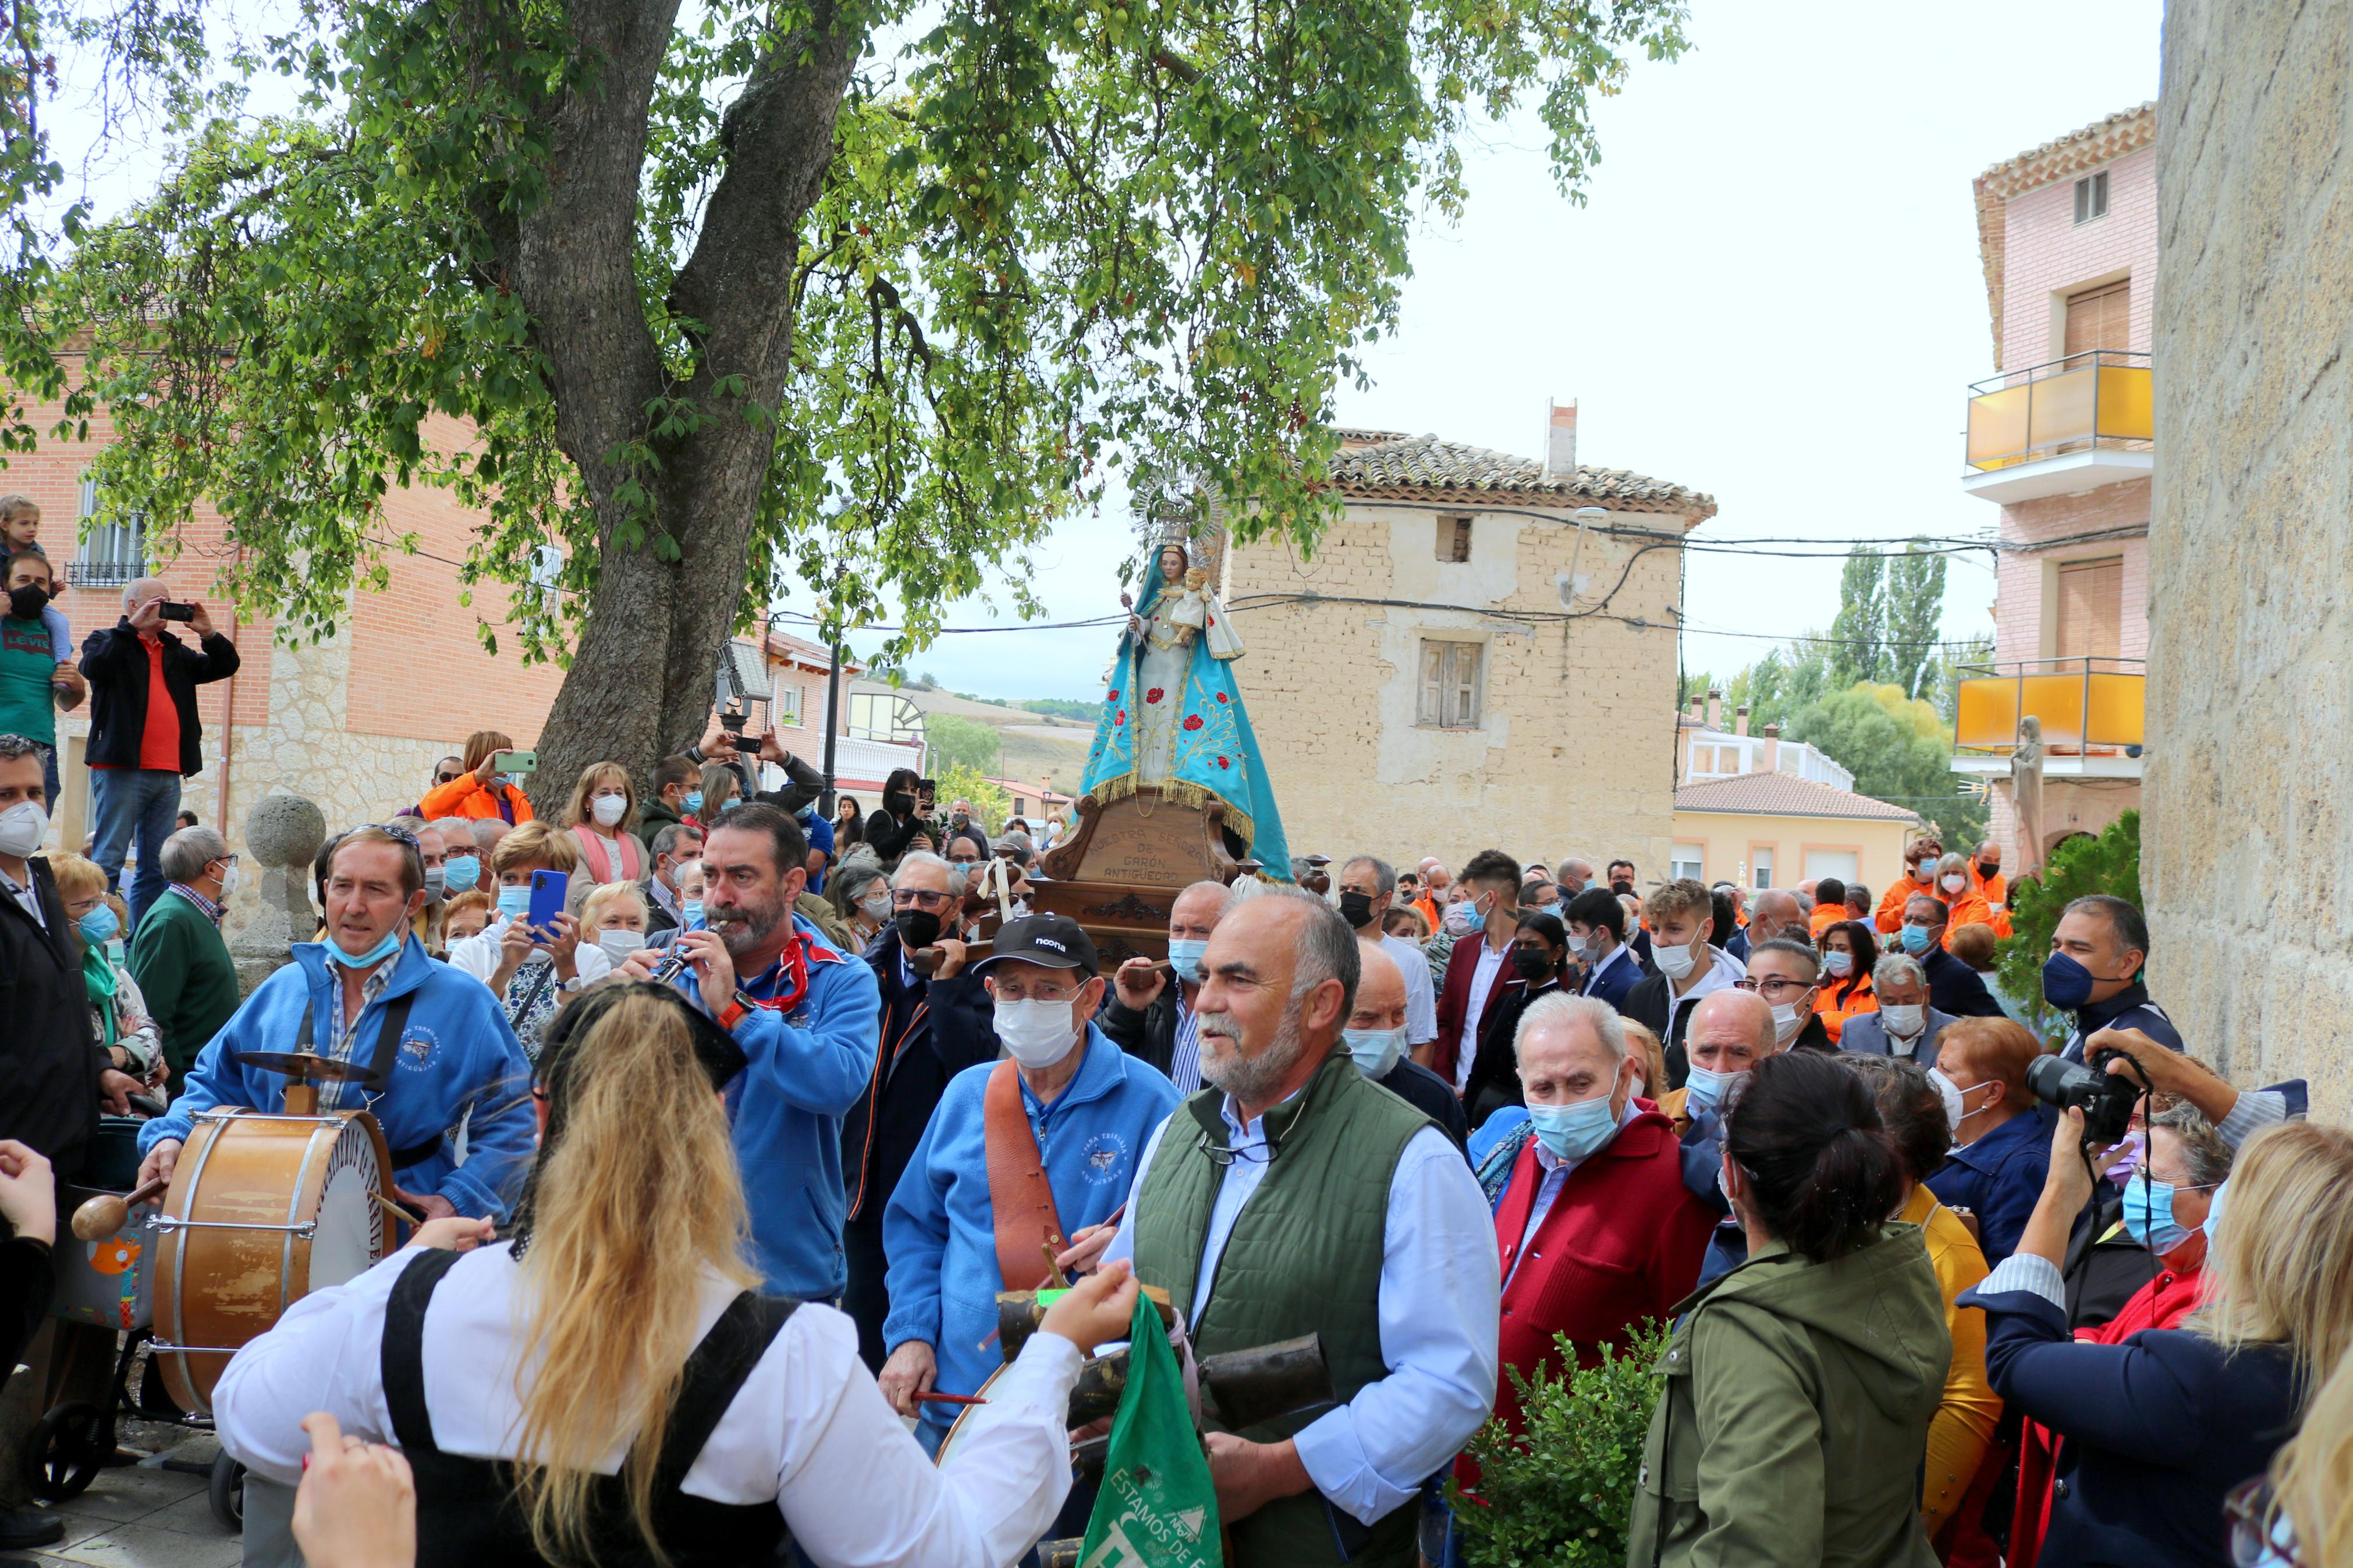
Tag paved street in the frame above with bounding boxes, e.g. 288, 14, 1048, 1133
0, 1427, 236, 1568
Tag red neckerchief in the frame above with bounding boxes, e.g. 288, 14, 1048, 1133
743, 931, 846, 1014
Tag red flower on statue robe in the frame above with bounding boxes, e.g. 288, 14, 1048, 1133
1216, 692, 1229, 703
1116, 709, 1126, 725
1183, 715, 1204, 731
1107, 690, 1120, 702
1218, 756, 1230, 769
1146, 687, 1165, 704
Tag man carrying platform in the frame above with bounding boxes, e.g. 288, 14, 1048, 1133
136, 824, 536, 1221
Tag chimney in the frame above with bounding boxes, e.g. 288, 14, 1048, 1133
1734, 703, 1750, 738
1705, 687, 1723, 731
1542, 399, 1579, 481
1762, 723, 1781, 774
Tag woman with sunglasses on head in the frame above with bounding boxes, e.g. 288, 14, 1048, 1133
214, 983, 1140, 1568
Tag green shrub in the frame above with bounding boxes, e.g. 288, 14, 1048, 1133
1994, 809, 2142, 1041
1446, 1321, 1670, 1568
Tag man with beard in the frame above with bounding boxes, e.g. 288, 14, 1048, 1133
1102, 887, 1499, 1568
837, 851, 996, 1368
622, 802, 881, 1299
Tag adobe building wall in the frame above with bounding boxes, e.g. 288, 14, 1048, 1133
2145, 0, 2353, 1115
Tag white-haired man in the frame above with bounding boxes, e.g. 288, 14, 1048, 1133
1104, 887, 1497, 1567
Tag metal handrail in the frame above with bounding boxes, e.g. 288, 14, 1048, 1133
1964, 351, 2153, 474
1953, 657, 2145, 756
1968, 350, 2150, 396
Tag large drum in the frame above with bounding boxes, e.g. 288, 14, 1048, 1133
152, 1107, 394, 1415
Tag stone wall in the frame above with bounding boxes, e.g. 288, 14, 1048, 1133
1225, 502, 1687, 873
2146, 1, 2353, 1115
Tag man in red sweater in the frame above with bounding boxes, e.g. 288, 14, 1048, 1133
1457, 991, 1716, 1498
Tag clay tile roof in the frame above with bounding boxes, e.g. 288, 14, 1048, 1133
1673, 771, 1920, 823
1972, 102, 2157, 367
1328, 432, 1717, 520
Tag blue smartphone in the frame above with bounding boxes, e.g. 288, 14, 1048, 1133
528, 869, 568, 935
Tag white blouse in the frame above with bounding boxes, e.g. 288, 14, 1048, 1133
214, 1243, 1084, 1568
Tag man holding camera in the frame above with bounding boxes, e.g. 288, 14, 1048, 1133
79, 578, 240, 931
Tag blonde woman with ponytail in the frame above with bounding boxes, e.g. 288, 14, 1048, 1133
214, 982, 1141, 1567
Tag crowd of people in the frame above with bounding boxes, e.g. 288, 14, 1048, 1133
1, 624, 2350, 1568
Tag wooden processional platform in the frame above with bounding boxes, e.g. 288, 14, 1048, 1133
1030, 789, 1254, 967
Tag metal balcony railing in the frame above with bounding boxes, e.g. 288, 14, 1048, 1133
1953, 657, 2145, 756
65, 559, 145, 589
1965, 351, 2153, 472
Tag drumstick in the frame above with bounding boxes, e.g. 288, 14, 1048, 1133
374, 1192, 419, 1227
912, 1391, 989, 1407
70, 1176, 168, 1241
1041, 1239, 1071, 1291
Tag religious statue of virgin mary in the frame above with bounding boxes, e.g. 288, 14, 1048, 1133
1077, 538, 1293, 877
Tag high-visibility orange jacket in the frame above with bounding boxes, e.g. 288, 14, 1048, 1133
1809, 903, 1847, 938
419, 773, 535, 824
1816, 976, 1878, 1045
1971, 865, 2008, 909
1876, 872, 1935, 933
1944, 891, 2013, 944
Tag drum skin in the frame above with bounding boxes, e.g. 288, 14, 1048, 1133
155, 1108, 393, 1416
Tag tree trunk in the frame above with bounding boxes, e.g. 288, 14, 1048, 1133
503, 2, 863, 811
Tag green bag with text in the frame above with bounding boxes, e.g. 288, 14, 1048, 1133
1076, 1292, 1222, 1568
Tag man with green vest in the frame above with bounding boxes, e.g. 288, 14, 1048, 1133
127, 825, 243, 1091
1101, 885, 1500, 1567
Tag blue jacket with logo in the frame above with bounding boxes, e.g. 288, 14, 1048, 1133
668, 913, 881, 1300
881, 1024, 1177, 1434
137, 937, 535, 1219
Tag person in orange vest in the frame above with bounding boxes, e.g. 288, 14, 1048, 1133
1875, 840, 1941, 933
1969, 840, 2007, 912
1809, 878, 1849, 938
1936, 852, 2011, 943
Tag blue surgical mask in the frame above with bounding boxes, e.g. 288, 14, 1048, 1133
496, 884, 533, 920
1527, 1091, 1620, 1162
496, 772, 523, 790
682, 900, 705, 930
2121, 1172, 2194, 1254
1684, 1063, 1737, 1114
324, 930, 403, 969
77, 904, 120, 946
1340, 1026, 1407, 1079
441, 855, 480, 894
719, 796, 741, 812
1899, 924, 1933, 954
2041, 950, 2098, 1011
683, 791, 704, 815
1167, 937, 1209, 980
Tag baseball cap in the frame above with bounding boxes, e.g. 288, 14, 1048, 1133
975, 912, 1099, 976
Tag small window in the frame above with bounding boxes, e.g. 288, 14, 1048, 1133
69, 475, 145, 588
1670, 844, 1704, 882
1751, 848, 1774, 890
1436, 515, 1472, 563
1416, 638, 1483, 728
772, 681, 802, 729
2074, 170, 2109, 224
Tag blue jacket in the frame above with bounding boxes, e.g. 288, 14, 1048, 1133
1581, 944, 1646, 1014
139, 938, 535, 1219
1923, 1104, 2054, 1265
881, 1025, 1177, 1434
671, 915, 881, 1300
1960, 1285, 2304, 1568
2062, 983, 2184, 1063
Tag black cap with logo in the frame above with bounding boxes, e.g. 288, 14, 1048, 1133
975, 912, 1099, 977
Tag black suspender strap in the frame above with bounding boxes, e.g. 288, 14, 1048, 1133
293, 989, 420, 1087
379, 1247, 466, 1457
647, 1293, 802, 1494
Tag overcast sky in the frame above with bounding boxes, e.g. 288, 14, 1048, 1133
787, 0, 2164, 698
53, 0, 2165, 702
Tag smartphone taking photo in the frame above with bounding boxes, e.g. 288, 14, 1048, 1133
157, 601, 197, 623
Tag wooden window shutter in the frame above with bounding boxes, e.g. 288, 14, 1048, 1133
2057, 557, 2124, 660
2064, 280, 2131, 359
1418, 640, 1445, 726
1449, 643, 1482, 727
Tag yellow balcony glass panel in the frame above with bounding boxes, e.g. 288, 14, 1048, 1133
1954, 677, 2022, 749
2016, 674, 2089, 749
2095, 364, 2154, 442
2086, 673, 2145, 746
2025, 367, 2098, 454
1967, 385, 2033, 470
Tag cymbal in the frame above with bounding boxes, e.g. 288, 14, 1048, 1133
232, 1050, 382, 1085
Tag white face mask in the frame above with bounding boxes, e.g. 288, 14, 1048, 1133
860, 890, 892, 922
597, 929, 646, 963
591, 792, 629, 827
1341, 1026, 1408, 1079
1927, 1066, 1968, 1133
996, 997, 1080, 1068
213, 859, 241, 904
0, 800, 44, 859
1770, 1001, 1804, 1044
1941, 873, 1967, 894
1652, 936, 1699, 981
1882, 1002, 1925, 1039
1823, 950, 1853, 978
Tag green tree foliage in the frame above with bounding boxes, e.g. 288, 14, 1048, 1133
1682, 639, 1834, 735
1447, 1320, 1670, 1568
18, 0, 1694, 803
1018, 697, 1099, 721
1784, 682, 1986, 847
924, 711, 1003, 777
1882, 543, 1949, 702
930, 759, 1010, 831
1994, 810, 2142, 1041
1826, 551, 1887, 690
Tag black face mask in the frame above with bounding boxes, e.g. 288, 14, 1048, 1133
1976, 862, 1999, 880
6, 584, 47, 621
884, 791, 914, 816
1512, 947, 1556, 982
893, 908, 942, 950
1609, 879, 1634, 897
1337, 890, 1376, 929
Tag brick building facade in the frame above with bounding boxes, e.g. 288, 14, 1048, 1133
1218, 407, 1715, 873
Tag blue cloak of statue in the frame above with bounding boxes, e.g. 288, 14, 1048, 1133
1077, 551, 1293, 879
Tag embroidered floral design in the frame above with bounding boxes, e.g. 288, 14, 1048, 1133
1216, 692, 1229, 703
1218, 756, 1230, 769
1183, 714, 1204, 731
1107, 689, 1120, 702
1146, 687, 1165, 704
